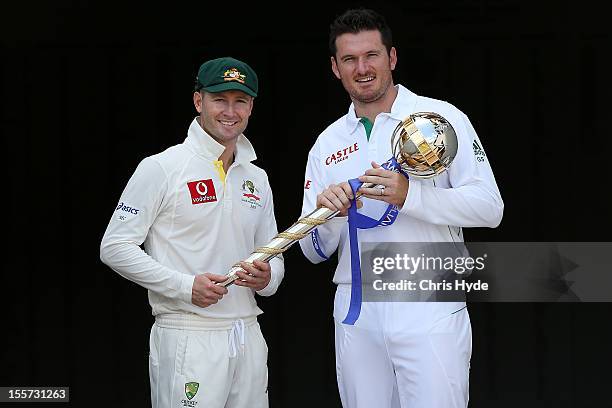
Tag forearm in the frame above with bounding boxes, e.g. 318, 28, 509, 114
100, 239, 194, 303
401, 180, 504, 228
299, 216, 345, 263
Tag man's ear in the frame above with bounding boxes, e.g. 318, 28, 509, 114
389, 47, 397, 71
331, 56, 341, 80
193, 91, 203, 113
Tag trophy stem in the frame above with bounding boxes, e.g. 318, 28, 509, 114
217, 182, 376, 287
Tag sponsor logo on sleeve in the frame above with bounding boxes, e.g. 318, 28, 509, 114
473, 140, 487, 162
325, 142, 359, 166
187, 179, 217, 204
115, 202, 140, 222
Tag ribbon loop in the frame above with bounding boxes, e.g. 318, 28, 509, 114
342, 157, 407, 325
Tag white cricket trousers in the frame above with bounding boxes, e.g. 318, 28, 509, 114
149, 313, 268, 408
333, 285, 472, 408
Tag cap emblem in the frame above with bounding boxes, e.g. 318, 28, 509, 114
223, 68, 246, 84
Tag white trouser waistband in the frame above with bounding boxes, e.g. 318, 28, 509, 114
155, 313, 256, 359
155, 313, 257, 331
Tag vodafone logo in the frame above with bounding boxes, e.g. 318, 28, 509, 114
187, 179, 217, 204
195, 181, 208, 196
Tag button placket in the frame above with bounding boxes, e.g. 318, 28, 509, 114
223, 165, 236, 212
368, 115, 385, 160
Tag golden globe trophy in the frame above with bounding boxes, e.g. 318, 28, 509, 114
218, 112, 458, 287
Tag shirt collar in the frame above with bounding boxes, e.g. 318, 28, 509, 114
184, 117, 257, 164
344, 85, 418, 134
388, 85, 418, 121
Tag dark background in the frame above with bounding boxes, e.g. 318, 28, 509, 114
2, 1, 611, 407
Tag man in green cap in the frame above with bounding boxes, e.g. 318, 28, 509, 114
101, 56, 284, 408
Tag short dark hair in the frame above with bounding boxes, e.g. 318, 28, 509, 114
329, 8, 393, 57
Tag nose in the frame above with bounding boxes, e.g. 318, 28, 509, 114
223, 102, 237, 117
356, 57, 369, 75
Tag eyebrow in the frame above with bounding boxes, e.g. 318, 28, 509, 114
339, 49, 382, 60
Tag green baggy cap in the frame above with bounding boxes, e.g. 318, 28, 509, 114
194, 57, 258, 97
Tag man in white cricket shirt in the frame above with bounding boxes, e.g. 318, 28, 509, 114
299, 9, 503, 408
101, 56, 284, 408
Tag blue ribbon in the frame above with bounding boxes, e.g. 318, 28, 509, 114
342, 157, 408, 325
311, 228, 329, 260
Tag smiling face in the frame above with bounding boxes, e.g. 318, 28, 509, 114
331, 30, 397, 104
193, 90, 254, 146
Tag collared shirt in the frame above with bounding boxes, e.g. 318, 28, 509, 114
101, 118, 284, 319
299, 84, 503, 284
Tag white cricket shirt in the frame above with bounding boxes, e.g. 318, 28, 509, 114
299, 85, 503, 284
101, 118, 284, 319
